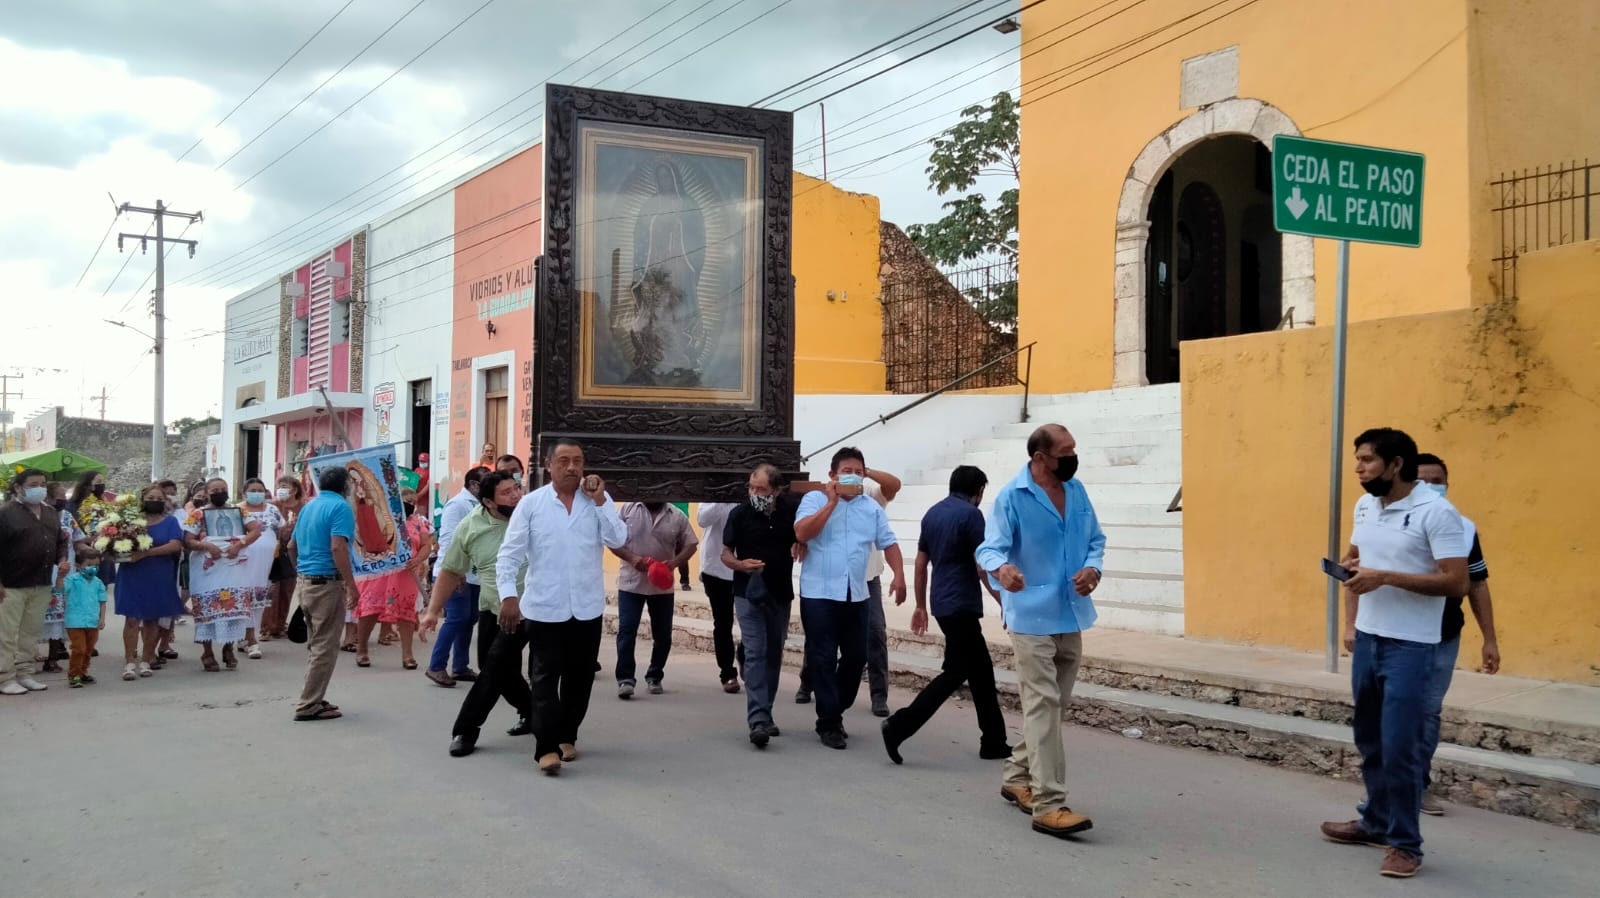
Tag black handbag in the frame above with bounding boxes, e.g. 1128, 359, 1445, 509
286, 606, 308, 644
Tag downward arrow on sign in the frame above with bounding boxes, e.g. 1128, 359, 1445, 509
1285, 186, 1310, 220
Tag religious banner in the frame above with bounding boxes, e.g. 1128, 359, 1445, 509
306, 445, 412, 579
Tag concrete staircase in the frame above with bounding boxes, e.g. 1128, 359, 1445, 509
893, 383, 1184, 635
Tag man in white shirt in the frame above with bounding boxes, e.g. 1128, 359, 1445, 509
697, 502, 741, 692
496, 439, 628, 775
1321, 428, 1468, 880
426, 466, 489, 687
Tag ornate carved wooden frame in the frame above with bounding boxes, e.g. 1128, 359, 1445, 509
535, 84, 801, 501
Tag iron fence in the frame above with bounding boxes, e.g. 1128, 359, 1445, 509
1491, 160, 1596, 299
880, 258, 1018, 394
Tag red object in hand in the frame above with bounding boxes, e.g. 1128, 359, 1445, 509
646, 560, 675, 591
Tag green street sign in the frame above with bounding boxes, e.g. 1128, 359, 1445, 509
1272, 135, 1424, 247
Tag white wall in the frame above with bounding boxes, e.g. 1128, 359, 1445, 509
794, 391, 1028, 480
218, 281, 281, 488
364, 191, 454, 472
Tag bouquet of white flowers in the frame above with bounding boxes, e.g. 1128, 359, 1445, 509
92, 495, 155, 561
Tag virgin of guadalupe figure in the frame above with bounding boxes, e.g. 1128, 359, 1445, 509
346, 464, 397, 561
627, 160, 706, 385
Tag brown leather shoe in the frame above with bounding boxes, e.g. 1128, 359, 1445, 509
560, 743, 578, 762
1320, 820, 1386, 847
538, 753, 562, 775
1000, 783, 1034, 814
1032, 808, 1093, 838
1380, 847, 1421, 878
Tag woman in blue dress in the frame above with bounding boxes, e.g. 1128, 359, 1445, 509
114, 483, 185, 681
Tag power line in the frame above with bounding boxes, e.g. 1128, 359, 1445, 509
174, 0, 359, 165
116, 220, 198, 317
621, 0, 796, 90
74, 202, 120, 289
100, 221, 151, 298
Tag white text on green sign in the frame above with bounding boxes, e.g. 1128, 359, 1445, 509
1271, 135, 1424, 247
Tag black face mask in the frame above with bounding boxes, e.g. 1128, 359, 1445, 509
142, 500, 166, 514
495, 503, 518, 519
90, 484, 105, 498
1053, 454, 1079, 483
403, 502, 416, 517
1361, 476, 1393, 497
644, 502, 666, 513
209, 491, 230, 507
52, 498, 67, 510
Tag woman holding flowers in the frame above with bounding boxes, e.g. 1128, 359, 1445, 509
236, 478, 284, 659
182, 478, 264, 672
110, 483, 184, 680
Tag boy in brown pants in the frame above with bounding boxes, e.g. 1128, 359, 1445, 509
64, 547, 109, 686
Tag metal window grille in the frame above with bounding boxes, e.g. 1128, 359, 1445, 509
1490, 160, 1596, 300
880, 258, 1019, 394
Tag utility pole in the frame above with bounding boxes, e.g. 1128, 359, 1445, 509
0, 372, 22, 452
91, 386, 109, 421
117, 200, 201, 481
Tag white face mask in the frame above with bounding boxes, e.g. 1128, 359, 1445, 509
21, 486, 47, 504
1420, 481, 1447, 498
275, 488, 292, 501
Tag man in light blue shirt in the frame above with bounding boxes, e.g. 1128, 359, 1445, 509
976, 423, 1105, 840
794, 447, 906, 750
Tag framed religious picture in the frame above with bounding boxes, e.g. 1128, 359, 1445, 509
203, 507, 246, 546
535, 84, 803, 502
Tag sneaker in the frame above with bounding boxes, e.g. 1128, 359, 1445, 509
1320, 820, 1387, 848
1001, 783, 1035, 814
819, 729, 847, 750
618, 681, 635, 699
69, 676, 85, 688
0, 681, 28, 696
425, 669, 456, 688
246, 643, 263, 660
137, 662, 153, 678
122, 663, 138, 681
794, 688, 811, 704
81, 674, 96, 685
749, 724, 771, 748
646, 678, 663, 695
1420, 793, 1444, 816
17, 676, 48, 692
1032, 808, 1094, 838
1380, 847, 1421, 878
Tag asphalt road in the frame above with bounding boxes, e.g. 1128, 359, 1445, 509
3, 635, 1593, 898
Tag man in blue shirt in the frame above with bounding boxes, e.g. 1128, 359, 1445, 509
427, 465, 488, 687
881, 465, 1008, 764
794, 447, 906, 750
977, 423, 1105, 839
290, 466, 360, 722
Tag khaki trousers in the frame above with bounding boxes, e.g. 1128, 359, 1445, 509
1003, 631, 1084, 816
295, 579, 347, 716
0, 585, 53, 685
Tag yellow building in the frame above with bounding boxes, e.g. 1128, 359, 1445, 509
1011, 0, 1600, 680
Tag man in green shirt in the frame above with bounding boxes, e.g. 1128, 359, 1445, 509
419, 472, 528, 757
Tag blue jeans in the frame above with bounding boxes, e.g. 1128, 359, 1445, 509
615, 590, 674, 684
428, 584, 478, 674
1352, 630, 1437, 857
1419, 636, 1460, 789
800, 596, 868, 734
798, 577, 886, 703
736, 595, 791, 728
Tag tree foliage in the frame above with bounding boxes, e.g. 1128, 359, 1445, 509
906, 92, 1020, 328
169, 415, 220, 436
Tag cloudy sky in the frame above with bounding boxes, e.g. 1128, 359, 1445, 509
0, 0, 1019, 427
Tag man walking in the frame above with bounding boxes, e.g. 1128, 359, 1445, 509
697, 501, 741, 693
793, 448, 906, 749
497, 439, 628, 774
1321, 428, 1468, 879
420, 471, 531, 757
722, 464, 802, 747
978, 424, 1104, 839
290, 466, 361, 722
0, 468, 69, 695
611, 501, 697, 697
428, 466, 489, 687
882, 465, 1009, 764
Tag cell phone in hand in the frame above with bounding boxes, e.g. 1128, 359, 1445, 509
1321, 558, 1354, 582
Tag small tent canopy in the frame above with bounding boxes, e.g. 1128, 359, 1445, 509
0, 448, 110, 481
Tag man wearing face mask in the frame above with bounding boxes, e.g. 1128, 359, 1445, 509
793, 447, 906, 750
977, 424, 1104, 839
0, 469, 71, 695
610, 500, 698, 697
722, 464, 802, 747
1320, 428, 1469, 880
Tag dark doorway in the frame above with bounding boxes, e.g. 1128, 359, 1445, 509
409, 379, 432, 468
241, 426, 261, 481
1144, 135, 1283, 385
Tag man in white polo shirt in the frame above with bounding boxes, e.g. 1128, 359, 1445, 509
1320, 428, 1468, 880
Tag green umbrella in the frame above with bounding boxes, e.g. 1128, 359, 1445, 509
398, 466, 420, 492
0, 448, 109, 480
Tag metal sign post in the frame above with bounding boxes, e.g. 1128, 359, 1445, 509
1271, 135, 1424, 673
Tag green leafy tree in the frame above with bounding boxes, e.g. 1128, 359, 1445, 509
169, 415, 220, 436
906, 92, 1019, 328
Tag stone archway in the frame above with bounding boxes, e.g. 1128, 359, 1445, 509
1112, 98, 1315, 387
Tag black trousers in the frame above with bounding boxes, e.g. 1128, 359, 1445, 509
452, 621, 533, 740
884, 612, 1008, 750
529, 616, 604, 758
476, 610, 498, 672
702, 574, 738, 683
800, 597, 868, 734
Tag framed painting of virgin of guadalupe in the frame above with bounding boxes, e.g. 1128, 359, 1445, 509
535, 84, 803, 502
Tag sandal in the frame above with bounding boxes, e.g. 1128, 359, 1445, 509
357, 656, 371, 668
340, 643, 357, 653
294, 702, 343, 722
403, 659, 418, 670
222, 646, 238, 670
202, 655, 220, 673
160, 649, 180, 660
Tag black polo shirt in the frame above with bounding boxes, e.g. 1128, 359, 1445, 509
722, 493, 800, 602
1440, 528, 1489, 642
0, 499, 67, 589
918, 493, 987, 617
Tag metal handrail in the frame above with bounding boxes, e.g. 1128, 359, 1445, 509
802, 342, 1036, 464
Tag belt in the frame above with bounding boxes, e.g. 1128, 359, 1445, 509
302, 574, 341, 584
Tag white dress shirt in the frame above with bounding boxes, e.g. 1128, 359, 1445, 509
497, 483, 628, 623
433, 487, 480, 584
696, 502, 737, 581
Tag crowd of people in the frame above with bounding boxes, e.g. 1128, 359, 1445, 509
0, 423, 1494, 877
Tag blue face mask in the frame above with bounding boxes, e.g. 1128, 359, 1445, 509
245, 491, 267, 505
838, 474, 865, 488
1420, 481, 1447, 498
